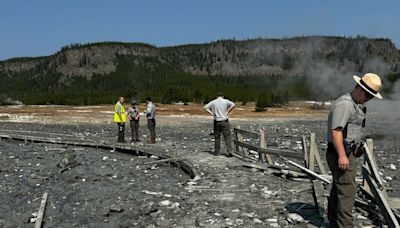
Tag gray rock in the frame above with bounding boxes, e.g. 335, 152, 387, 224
150, 210, 162, 218
140, 201, 157, 215
110, 205, 123, 212
287, 213, 305, 224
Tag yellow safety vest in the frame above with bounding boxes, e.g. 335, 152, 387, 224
114, 102, 127, 123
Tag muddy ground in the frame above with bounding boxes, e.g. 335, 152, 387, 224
0, 103, 399, 227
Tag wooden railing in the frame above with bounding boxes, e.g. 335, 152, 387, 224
232, 127, 400, 226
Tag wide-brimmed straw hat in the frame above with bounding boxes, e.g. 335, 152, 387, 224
353, 73, 383, 99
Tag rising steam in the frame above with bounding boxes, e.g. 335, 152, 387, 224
0, 94, 23, 105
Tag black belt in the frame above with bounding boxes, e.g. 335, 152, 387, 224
327, 143, 336, 153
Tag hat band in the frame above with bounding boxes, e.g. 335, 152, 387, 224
360, 79, 378, 94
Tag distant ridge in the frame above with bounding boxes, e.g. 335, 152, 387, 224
1, 36, 399, 105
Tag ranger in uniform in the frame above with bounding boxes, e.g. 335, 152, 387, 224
114, 97, 127, 143
326, 73, 383, 227
127, 100, 140, 142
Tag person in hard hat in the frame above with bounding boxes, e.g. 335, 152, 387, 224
204, 92, 235, 156
127, 100, 140, 142
326, 73, 383, 227
114, 97, 127, 143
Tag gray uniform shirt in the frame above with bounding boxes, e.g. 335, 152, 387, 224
327, 93, 365, 143
204, 97, 235, 121
127, 107, 139, 120
145, 102, 156, 119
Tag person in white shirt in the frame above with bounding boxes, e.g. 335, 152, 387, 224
144, 97, 156, 144
204, 92, 235, 156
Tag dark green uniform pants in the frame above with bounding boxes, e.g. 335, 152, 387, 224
130, 120, 139, 141
214, 120, 232, 155
326, 144, 357, 228
147, 118, 156, 141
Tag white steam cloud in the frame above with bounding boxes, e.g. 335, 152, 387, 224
0, 94, 23, 105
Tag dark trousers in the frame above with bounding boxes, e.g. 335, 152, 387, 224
130, 120, 139, 141
326, 144, 357, 228
117, 122, 125, 142
214, 120, 232, 154
147, 118, 156, 141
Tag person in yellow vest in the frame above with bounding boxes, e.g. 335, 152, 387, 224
114, 97, 127, 142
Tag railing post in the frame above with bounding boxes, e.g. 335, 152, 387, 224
309, 133, 316, 172
235, 126, 240, 153
302, 136, 308, 168
362, 139, 372, 193
313, 142, 327, 175
259, 129, 272, 164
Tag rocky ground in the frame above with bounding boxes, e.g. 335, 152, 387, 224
0, 103, 399, 227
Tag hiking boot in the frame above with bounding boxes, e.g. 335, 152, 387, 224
147, 140, 156, 144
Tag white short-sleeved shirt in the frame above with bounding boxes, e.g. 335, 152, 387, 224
146, 102, 156, 119
204, 97, 235, 121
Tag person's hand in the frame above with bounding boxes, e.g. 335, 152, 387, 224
338, 155, 349, 171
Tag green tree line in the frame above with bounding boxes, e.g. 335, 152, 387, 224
0, 55, 324, 110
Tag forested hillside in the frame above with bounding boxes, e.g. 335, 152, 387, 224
1, 36, 399, 107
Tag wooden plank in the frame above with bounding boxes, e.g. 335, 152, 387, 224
363, 139, 390, 200
243, 162, 307, 177
302, 136, 309, 168
309, 133, 316, 172
259, 130, 272, 165
362, 166, 399, 227
393, 209, 400, 223
259, 130, 266, 163
312, 180, 327, 220
233, 128, 259, 138
287, 160, 331, 184
235, 127, 249, 156
231, 151, 258, 162
34, 192, 48, 228
234, 140, 303, 159
313, 143, 327, 175
142, 157, 180, 165
362, 140, 372, 196
363, 142, 385, 191
243, 162, 282, 171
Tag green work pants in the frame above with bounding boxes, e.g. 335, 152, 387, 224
147, 118, 156, 141
214, 120, 232, 155
326, 144, 357, 228
130, 120, 139, 141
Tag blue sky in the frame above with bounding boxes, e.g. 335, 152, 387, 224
1, 0, 399, 60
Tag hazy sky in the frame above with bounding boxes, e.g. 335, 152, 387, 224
1, 0, 399, 60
